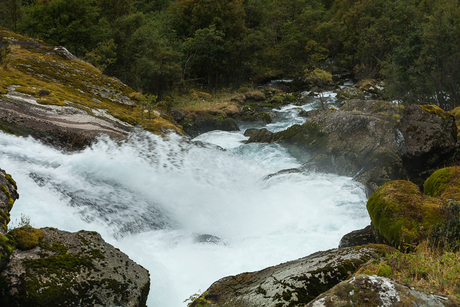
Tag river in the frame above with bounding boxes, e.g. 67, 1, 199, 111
0, 88, 370, 306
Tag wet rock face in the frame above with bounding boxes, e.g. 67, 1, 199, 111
306, 274, 459, 307
199, 244, 395, 307
0, 168, 18, 235
0, 228, 150, 307
397, 104, 458, 179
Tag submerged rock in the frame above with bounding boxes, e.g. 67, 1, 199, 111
0, 227, 150, 307
306, 274, 459, 307
197, 244, 395, 307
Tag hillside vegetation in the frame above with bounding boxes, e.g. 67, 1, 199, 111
2, 0, 460, 110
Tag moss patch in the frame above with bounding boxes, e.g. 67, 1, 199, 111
367, 180, 444, 250
9, 226, 44, 250
420, 104, 454, 120
424, 166, 460, 200
4, 174, 17, 190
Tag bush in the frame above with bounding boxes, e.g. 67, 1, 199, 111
428, 201, 460, 252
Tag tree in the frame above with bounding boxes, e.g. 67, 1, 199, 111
0, 0, 23, 31
20, 0, 105, 56
383, 0, 460, 109
181, 25, 226, 89
304, 68, 332, 109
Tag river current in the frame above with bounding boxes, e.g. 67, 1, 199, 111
0, 89, 370, 306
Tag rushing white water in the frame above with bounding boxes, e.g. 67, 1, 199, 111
1, 96, 370, 307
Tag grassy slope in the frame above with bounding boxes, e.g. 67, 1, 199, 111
0, 27, 181, 135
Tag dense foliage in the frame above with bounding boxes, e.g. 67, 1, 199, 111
2, 0, 460, 108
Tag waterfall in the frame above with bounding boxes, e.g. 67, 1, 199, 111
0, 96, 370, 306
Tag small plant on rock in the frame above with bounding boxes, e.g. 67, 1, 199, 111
184, 291, 210, 307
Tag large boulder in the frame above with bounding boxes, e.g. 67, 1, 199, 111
0, 227, 150, 307
397, 104, 457, 182
306, 274, 459, 307
196, 244, 395, 307
367, 180, 444, 250
249, 100, 405, 194
247, 100, 458, 195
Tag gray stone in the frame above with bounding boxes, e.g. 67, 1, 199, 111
306, 274, 459, 307
0, 227, 150, 307
199, 244, 395, 307
338, 225, 376, 248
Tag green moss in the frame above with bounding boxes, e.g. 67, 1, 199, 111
367, 180, 444, 250
420, 104, 453, 120
4, 174, 17, 190
9, 226, 44, 250
376, 263, 392, 277
0, 233, 14, 255
37, 96, 66, 106
7, 198, 13, 211
1, 185, 10, 198
424, 166, 460, 200
26, 253, 93, 272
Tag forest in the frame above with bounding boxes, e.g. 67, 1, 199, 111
1, 0, 460, 110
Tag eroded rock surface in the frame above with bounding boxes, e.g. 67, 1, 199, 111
199, 244, 395, 307
0, 227, 149, 307
306, 274, 459, 307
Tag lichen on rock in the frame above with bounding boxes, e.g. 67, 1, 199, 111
306, 274, 459, 307
0, 227, 150, 307
198, 244, 395, 307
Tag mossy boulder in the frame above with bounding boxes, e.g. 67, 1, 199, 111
197, 244, 395, 307
367, 180, 444, 250
0, 227, 150, 307
424, 166, 460, 200
306, 274, 460, 307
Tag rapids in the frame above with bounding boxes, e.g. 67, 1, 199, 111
0, 95, 370, 306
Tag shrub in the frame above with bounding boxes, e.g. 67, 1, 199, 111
428, 201, 460, 252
